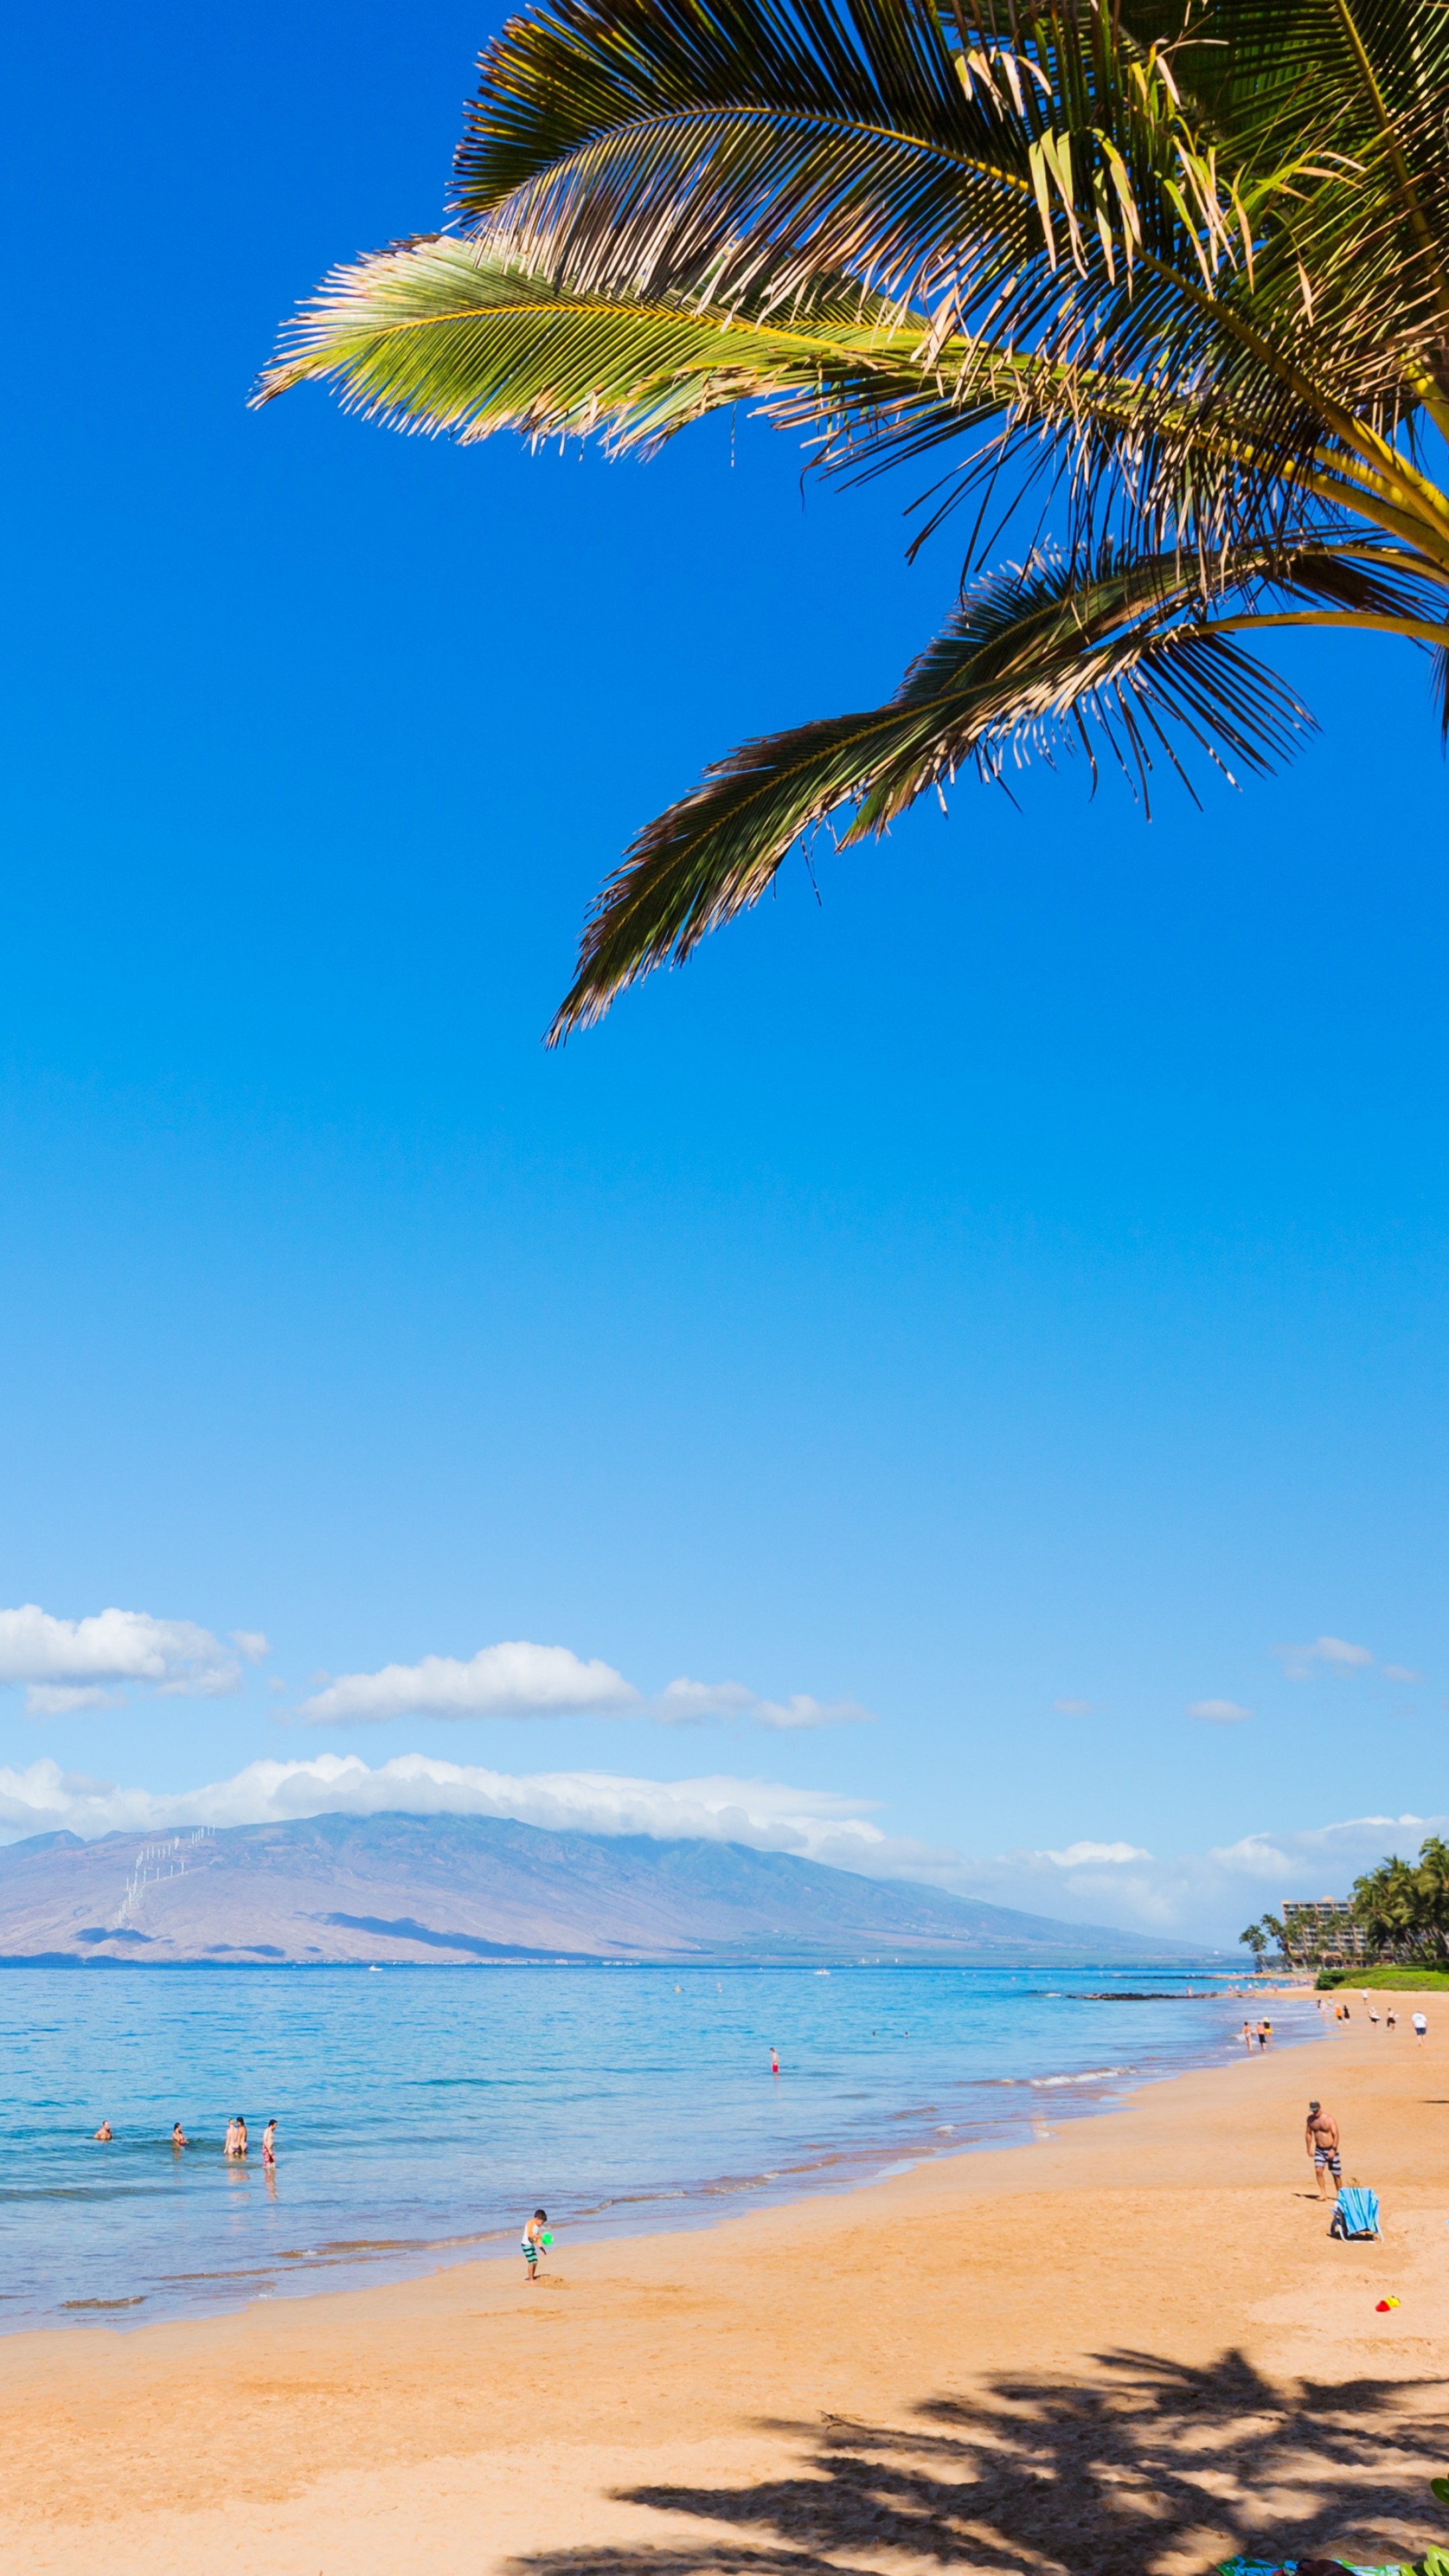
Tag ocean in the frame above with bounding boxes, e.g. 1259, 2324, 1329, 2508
0, 1963, 1320, 2330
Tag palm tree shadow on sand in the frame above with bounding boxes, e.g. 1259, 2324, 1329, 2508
508, 2350, 1449, 2576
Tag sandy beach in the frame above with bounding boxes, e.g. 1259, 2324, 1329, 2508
5, 2001, 1447, 2576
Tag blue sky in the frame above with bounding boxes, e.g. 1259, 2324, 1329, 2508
1, 0, 1446, 1944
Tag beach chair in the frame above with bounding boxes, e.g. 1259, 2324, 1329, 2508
1328, 2186, 1380, 2240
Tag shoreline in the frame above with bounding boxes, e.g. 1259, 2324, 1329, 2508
9, 1994, 1449, 2575
2, 1981, 1324, 2335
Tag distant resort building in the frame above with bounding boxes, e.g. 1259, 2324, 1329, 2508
1281, 1897, 1368, 1967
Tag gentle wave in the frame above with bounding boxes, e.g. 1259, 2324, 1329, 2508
0, 1964, 1318, 2329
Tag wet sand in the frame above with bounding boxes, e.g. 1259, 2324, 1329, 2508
5, 1998, 1447, 2576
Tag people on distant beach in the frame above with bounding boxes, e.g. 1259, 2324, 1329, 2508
1305, 2098, 1342, 2197
1387, 2006, 1397, 2031
1413, 2010, 1428, 2045
521, 2209, 549, 2283
1241, 2021, 1254, 2051
171, 2123, 189, 2147
1256, 2020, 1269, 2049
93, 2119, 113, 2142
224, 2115, 248, 2157
1368, 2004, 1380, 2026
262, 2120, 277, 2167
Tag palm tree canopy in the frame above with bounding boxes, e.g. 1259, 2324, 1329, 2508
255, 0, 1449, 1040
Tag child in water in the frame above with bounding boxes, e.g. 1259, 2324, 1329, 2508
521, 2210, 549, 2283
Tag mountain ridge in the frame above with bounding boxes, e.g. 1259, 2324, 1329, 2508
0, 1810, 1208, 1964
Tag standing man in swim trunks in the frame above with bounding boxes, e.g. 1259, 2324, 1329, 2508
1305, 2099, 1342, 2198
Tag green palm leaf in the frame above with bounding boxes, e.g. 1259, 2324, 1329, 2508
258, 0, 1449, 1034
547, 533, 1445, 1036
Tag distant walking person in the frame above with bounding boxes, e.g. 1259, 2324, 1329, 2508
1256, 2021, 1269, 2049
1387, 2006, 1398, 2030
1306, 2100, 1342, 2197
521, 2209, 549, 2283
1242, 2021, 1254, 2051
1414, 2010, 1428, 2045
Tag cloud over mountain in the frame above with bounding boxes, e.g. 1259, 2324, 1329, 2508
0, 1750, 1436, 1947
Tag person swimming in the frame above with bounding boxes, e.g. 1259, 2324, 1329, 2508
171, 2123, 189, 2147
93, 2119, 113, 2142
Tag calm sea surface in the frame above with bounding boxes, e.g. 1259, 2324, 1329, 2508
0, 1964, 1320, 2330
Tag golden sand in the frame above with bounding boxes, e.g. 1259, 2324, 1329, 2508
5, 1998, 1448, 2576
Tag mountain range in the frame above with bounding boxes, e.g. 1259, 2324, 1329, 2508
0, 1810, 1203, 1964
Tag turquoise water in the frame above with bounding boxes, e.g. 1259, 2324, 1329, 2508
0, 1965, 1319, 2329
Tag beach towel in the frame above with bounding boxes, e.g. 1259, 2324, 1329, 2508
1217, 2560, 1400, 2575
1218, 2556, 1449, 2576
1329, 2186, 1381, 2239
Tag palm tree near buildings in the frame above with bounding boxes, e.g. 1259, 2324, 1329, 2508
1238, 1911, 1287, 1972
257, 1, 1449, 1039
1351, 1839, 1449, 1965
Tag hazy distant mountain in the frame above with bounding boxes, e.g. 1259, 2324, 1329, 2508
0, 1811, 1204, 1964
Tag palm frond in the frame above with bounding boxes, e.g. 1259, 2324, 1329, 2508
548, 537, 1350, 1040
255, 0, 1449, 1039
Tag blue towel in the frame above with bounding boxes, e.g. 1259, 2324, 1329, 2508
1330, 2184, 1381, 2238
1218, 2560, 1396, 2575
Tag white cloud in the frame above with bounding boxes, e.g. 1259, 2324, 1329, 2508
935, 1810, 1444, 1942
25, 1684, 124, 1717
0, 1746, 1432, 1947
1189, 1698, 1254, 1723
0, 1753, 943, 1879
301, 1643, 639, 1727
1275, 1633, 1374, 1679
1053, 1699, 1093, 1716
0, 1605, 254, 1716
653, 1678, 872, 1731
233, 1631, 271, 1664
1044, 1840, 1152, 1867
1383, 1665, 1421, 1684
301, 1642, 871, 1731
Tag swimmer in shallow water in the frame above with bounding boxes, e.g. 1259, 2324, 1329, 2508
93, 2119, 113, 2142
171, 2123, 188, 2147
262, 2120, 277, 2166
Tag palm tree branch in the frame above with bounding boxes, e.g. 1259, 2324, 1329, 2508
473, 96, 1407, 467
546, 535, 1419, 1042
1214, 608, 1449, 646
1326, 0, 1449, 354
255, 231, 1449, 584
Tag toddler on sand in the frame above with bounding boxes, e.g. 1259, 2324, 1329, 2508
521, 2209, 549, 2282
